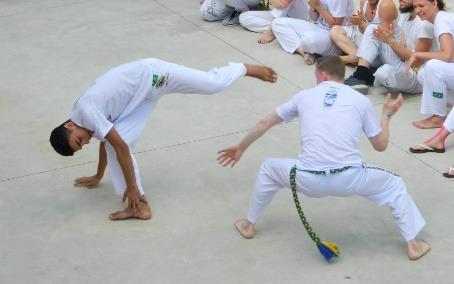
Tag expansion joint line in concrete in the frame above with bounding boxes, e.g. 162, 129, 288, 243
0, 129, 250, 184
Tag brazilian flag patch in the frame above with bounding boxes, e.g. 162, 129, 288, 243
152, 74, 167, 88
433, 91, 443, 99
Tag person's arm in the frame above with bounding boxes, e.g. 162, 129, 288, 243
308, 0, 345, 26
369, 94, 403, 152
378, 0, 397, 30
74, 142, 107, 187
105, 128, 141, 209
270, 0, 292, 8
405, 33, 453, 73
217, 112, 283, 167
374, 24, 433, 61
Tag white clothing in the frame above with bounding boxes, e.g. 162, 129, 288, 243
244, 82, 425, 241
200, 0, 260, 21
432, 11, 454, 59
418, 11, 454, 115
418, 59, 454, 116
362, 0, 381, 25
343, 25, 363, 47
374, 15, 434, 93
239, 0, 309, 33
71, 58, 247, 195
337, 0, 382, 53
247, 158, 425, 241
275, 81, 381, 169
272, 0, 353, 54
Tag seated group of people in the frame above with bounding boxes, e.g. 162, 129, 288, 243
199, 0, 454, 178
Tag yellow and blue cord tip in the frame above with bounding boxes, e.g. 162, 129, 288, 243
317, 241, 340, 261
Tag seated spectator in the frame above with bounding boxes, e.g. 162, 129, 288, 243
239, 0, 309, 44
200, 0, 261, 26
271, 0, 354, 65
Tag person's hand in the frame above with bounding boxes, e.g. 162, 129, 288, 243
74, 175, 102, 187
404, 53, 418, 77
373, 23, 393, 43
382, 93, 403, 117
122, 186, 141, 210
348, 10, 365, 26
217, 145, 244, 167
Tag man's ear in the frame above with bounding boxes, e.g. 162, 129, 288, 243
64, 121, 75, 130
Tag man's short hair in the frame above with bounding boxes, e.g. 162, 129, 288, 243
50, 120, 74, 156
315, 56, 345, 80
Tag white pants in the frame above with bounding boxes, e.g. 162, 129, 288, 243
418, 59, 454, 116
374, 63, 421, 94
240, 2, 309, 33
246, 158, 425, 241
357, 24, 401, 67
200, 0, 259, 21
272, 18, 340, 55
343, 25, 363, 47
107, 59, 247, 195
239, 10, 275, 33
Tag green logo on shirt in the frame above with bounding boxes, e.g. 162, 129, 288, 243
433, 91, 443, 99
152, 74, 167, 88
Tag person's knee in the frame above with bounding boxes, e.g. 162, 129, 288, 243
271, 17, 286, 32
239, 12, 250, 26
424, 59, 443, 78
330, 25, 345, 41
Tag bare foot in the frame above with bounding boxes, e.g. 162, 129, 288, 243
257, 29, 275, 44
109, 199, 152, 221
407, 240, 431, 260
303, 53, 316, 65
245, 64, 278, 82
234, 218, 255, 239
412, 115, 445, 129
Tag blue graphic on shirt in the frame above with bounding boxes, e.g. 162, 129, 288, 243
323, 87, 339, 108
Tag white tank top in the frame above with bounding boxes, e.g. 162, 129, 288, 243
362, 0, 381, 25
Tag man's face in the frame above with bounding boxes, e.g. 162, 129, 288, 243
64, 122, 93, 152
399, 0, 414, 13
413, 0, 437, 21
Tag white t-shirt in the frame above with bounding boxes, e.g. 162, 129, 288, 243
71, 59, 155, 141
317, 0, 354, 29
434, 11, 454, 61
402, 15, 434, 51
275, 81, 381, 170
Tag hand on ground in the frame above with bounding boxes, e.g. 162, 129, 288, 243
74, 175, 102, 187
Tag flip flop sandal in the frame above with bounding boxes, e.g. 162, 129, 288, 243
443, 166, 454, 178
409, 144, 445, 153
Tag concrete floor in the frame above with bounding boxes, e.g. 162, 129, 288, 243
1, 0, 454, 283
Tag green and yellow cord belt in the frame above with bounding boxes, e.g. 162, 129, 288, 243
289, 165, 346, 262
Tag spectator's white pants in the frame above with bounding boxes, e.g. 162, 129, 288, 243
200, 0, 259, 21
418, 59, 454, 116
272, 18, 340, 55
246, 158, 425, 241
240, 2, 309, 33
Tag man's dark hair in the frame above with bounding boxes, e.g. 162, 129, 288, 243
50, 120, 74, 156
315, 56, 345, 80
400, 3, 414, 13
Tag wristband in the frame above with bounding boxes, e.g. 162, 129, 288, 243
382, 111, 394, 118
